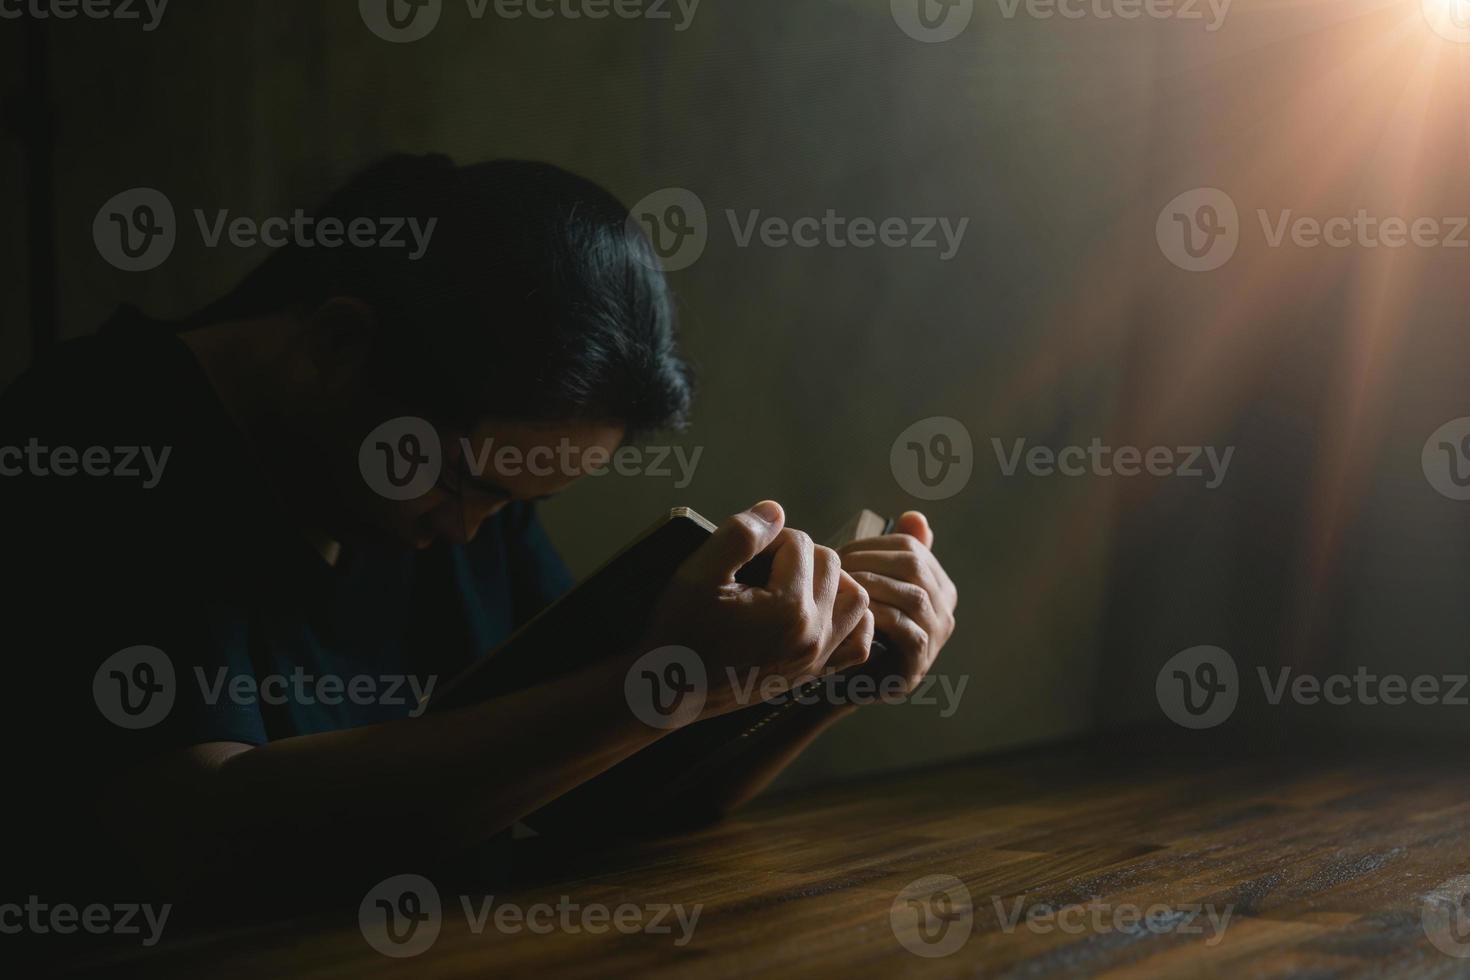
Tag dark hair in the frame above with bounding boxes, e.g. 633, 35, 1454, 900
188, 155, 693, 435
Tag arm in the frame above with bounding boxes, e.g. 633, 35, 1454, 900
108, 502, 870, 892
109, 647, 669, 893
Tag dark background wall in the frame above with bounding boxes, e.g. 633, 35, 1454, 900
5, 0, 1470, 788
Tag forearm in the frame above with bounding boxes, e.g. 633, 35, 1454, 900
115, 650, 665, 888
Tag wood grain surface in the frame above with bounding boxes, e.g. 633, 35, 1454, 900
66, 733, 1470, 978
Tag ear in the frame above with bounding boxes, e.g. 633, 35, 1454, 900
304, 297, 376, 394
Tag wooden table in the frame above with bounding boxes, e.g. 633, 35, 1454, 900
70, 733, 1470, 978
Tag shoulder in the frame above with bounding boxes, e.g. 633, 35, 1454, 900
1, 307, 203, 438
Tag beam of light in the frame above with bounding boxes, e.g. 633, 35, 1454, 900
960, 1, 1470, 669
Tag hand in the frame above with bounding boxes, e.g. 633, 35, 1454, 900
640, 501, 874, 720
838, 511, 957, 695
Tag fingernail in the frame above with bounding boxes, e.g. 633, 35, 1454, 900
750, 500, 783, 524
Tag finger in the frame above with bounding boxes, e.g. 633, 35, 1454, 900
838, 534, 931, 555
840, 533, 956, 606
827, 608, 875, 674
835, 568, 865, 599
872, 603, 930, 691
685, 501, 784, 583
812, 545, 841, 616
893, 511, 934, 549
840, 548, 942, 599
825, 578, 869, 653
851, 571, 935, 627
767, 528, 815, 599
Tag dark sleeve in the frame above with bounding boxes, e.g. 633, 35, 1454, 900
504, 502, 576, 626
1, 353, 271, 772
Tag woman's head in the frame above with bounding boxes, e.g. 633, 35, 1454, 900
191, 155, 694, 546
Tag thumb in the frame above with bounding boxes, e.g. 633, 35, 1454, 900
894, 510, 934, 549
686, 501, 786, 583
